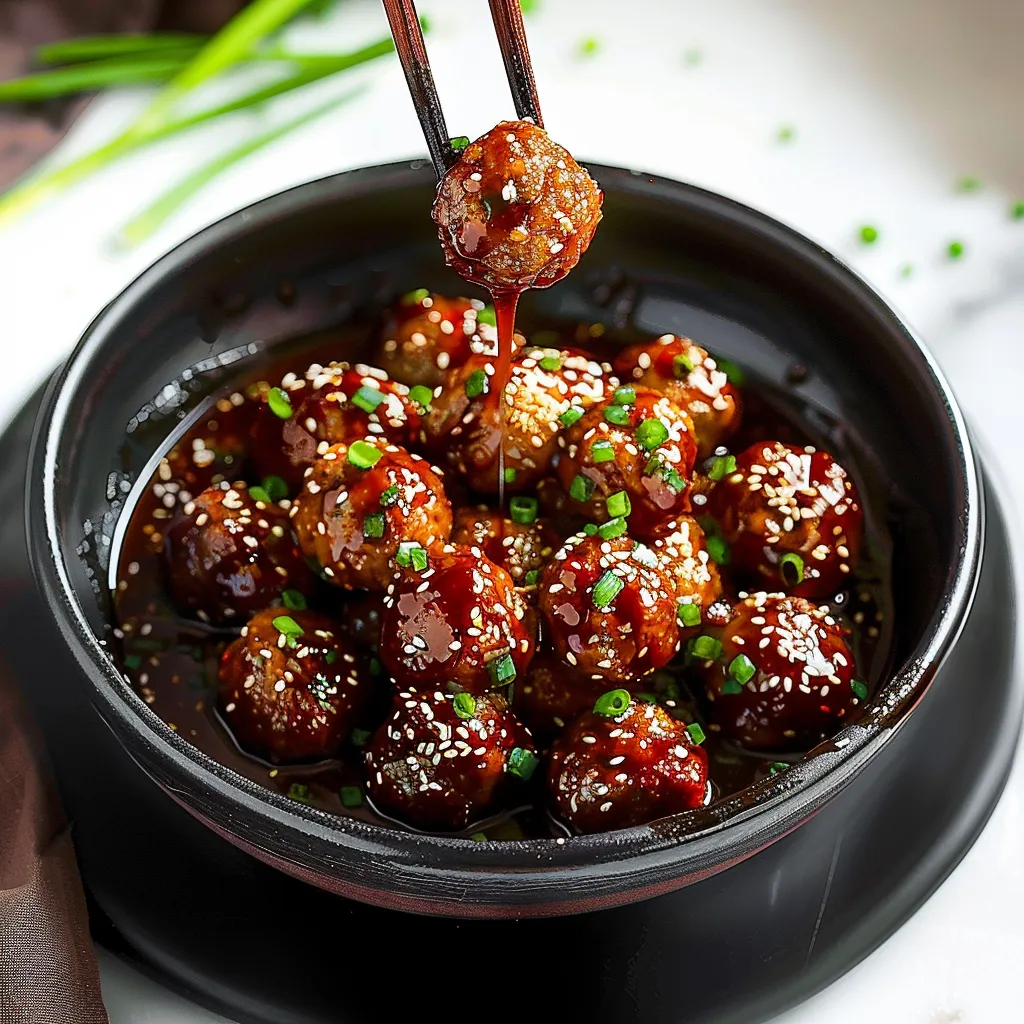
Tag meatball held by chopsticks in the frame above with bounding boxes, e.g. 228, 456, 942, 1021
432, 120, 603, 293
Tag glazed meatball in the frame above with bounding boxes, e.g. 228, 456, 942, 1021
557, 384, 698, 537
250, 363, 423, 493
365, 689, 535, 831
432, 120, 603, 292
375, 290, 498, 388
423, 347, 611, 494
291, 438, 452, 592
614, 335, 741, 456
538, 532, 680, 684
548, 694, 709, 833
516, 652, 606, 741
651, 516, 723, 620
450, 504, 560, 585
166, 483, 312, 625
218, 608, 370, 762
696, 592, 861, 750
707, 441, 863, 598
379, 546, 535, 695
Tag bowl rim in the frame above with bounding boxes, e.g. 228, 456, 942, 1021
28, 159, 983, 903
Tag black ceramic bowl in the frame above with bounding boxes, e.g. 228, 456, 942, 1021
28, 161, 980, 919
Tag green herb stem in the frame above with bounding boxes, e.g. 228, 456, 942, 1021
37, 33, 208, 66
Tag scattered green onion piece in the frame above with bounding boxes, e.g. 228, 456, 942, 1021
402, 287, 430, 304
851, 679, 869, 701
859, 224, 879, 245
592, 570, 624, 609
124, 654, 142, 670
272, 615, 304, 645
510, 496, 538, 524
578, 37, 599, 56
248, 485, 271, 504
570, 473, 595, 502
477, 305, 496, 327
779, 552, 804, 586
379, 485, 399, 507
340, 785, 363, 808
488, 653, 517, 686
559, 406, 583, 428
729, 653, 756, 685
955, 175, 981, 192
716, 358, 745, 385
677, 602, 701, 627
351, 384, 385, 414
706, 535, 730, 565
1012, 201, 1024, 221
262, 475, 288, 502
899, 263, 914, 279
606, 490, 631, 519
408, 384, 433, 411
673, 353, 694, 378
612, 385, 636, 406
508, 746, 538, 780
504, 467, 517, 484
267, 386, 293, 419
465, 368, 488, 398
769, 761, 789, 776
395, 542, 428, 571
583, 523, 599, 536
591, 439, 615, 463
598, 517, 628, 540
350, 727, 371, 748
325, 650, 338, 665
947, 240, 965, 259
688, 634, 722, 661
636, 417, 669, 451
347, 440, 381, 469
524, 569, 541, 587
720, 679, 743, 695
685, 722, 706, 745
604, 405, 631, 426
281, 589, 307, 611
453, 692, 477, 720
777, 125, 796, 144
519, 0, 538, 12
593, 689, 630, 717
707, 454, 737, 481
470, 832, 488, 842
288, 782, 311, 803
363, 511, 385, 539
539, 355, 562, 371
449, 135, 470, 152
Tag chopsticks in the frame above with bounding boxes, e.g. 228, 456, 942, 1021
381, 0, 545, 179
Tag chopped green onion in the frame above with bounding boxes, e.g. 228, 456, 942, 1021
272, 615, 304, 645
449, 135, 470, 152
1012, 201, 1024, 220
504, 467, 517, 484
688, 634, 722, 661
677, 601, 701, 627
636, 418, 669, 451
612, 385, 635, 406
340, 785, 363, 808
262, 475, 288, 502
559, 406, 583, 428
351, 384, 385, 413
124, 654, 142, 670
281, 589, 306, 611
510, 496, 538, 524
325, 650, 338, 665
706, 535, 730, 565
402, 287, 430, 304
539, 355, 562, 371
488, 653, 517, 686
524, 569, 542, 587
851, 679, 868, 701
379, 485, 399, 507
395, 542, 428, 571
947, 240, 965, 259
955, 175, 981, 192
248, 485, 271, 504
715, 358, 745, 386
685, 722, 706, 745
592, 570, 624, 609
465, 368, 488, 398
570, 473, 595, 502
591, 439, 615, 463
519, 0, 538, 12
606, 490, 631, 519
470, 832, 488, 842
598, 517, 628, 540
720, 679, 743, 695
350, 727, 371, 748
508, 746, 538, 780
777, 125, 796, 144
899, 263, 914, 278
859, 224, 879, 245
453, 692, 477, 720
769, 761, 789, 775
729, 653, 756, 685
645, 456, 687, 494
288, 782, 312, 803
267, 386, 292, 419
477, 305, 496, 327
578, 37, 600, 56
363, 511, 385, 539
583, 523, 598, 536
347, 440, 381, 469
604, 405, 630, 426
408, 384, 433, 411
707, 454, 737, 481
779, 552, 804, 586
673, 353, 694, 377
593, 689, 630, 717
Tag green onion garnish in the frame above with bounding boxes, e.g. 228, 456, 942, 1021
859, 224, 879, 245
707, 454, 737, 481
272, 615, 303, 645
504, 467, 517, 484
395, 542, 428, 571
769, 761, 789, 775
606, 490, 631, 518
288, 783, 311, 803
340, 785, 363, 808
263, 475, 288, 502
508, 746, 538, 780
453, 692, 477, 720
379, 485, 399, 507
408, 384, 433, 411
612, 385, 635, 406
465, 368, 488, 398
559, 406, 583, 428
604, 405, 631, 426
325, 651, 338, 665
779, 552, 804, 586
470, 832, 488, 842
955, 175, 981, 192
524, 569, 541, 587
592, 439, 615, 463
851, 679, 868, 701
583, 523, 598, 536
673, 352, 694, 378
488, 653, 517, 686
677, 601, 701, 627
777, 125, 796, 144
720, 679, 743, 695
636, 418, 669, 451
570, 473, 595, 502
347, 440, 381, 469
267, 386, 293, 419
281, 590, 307, 611
578, 37, 600, 56
363, 511, 385, 539
706, 535, 730, 565
350, 727, 371, 748
688, 634, 722, 661
899, 263, 914, 279
402, 287, 430, 304
248, 485, 271, 504
593, 689, 630, 717
449, 135, 470, 152
351, 385, 385, 414
539, 355, 562, 372
947, 240, 965, 259
477, 305, 496, 327
592, 570, 624, 609
124, 654, 142, 670
729, 653, 756, 685
1012, 201, 1024, 220
686, 722, 706, 745
509, 496, 538, 524
716, 358, 745, 386
598, 517, 628, 540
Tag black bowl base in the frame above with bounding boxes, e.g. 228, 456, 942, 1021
4, 385, 1019, 1024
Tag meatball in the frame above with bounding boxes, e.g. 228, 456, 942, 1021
250, 363, 422, 493
291, 438, 452, 592
538, 532, 680, 684
379, 546, 535, 695
557, 385, 698, 537
375, 290, 498, 388
422, 347, 611, 494
516, 652, 606, 742
449, 504, 560, 585
166, 483, 312, 625
218, 608, 370, 762
547, 694, 709, 833
365, 689, 536, 830
614, 335, 741, 456
651, 516, 723, 620
707, 441, 863, 598
696, 593, 860, 750
432, 120, 603, 292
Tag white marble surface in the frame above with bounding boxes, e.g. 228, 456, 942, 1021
3, 0, 1023, 1020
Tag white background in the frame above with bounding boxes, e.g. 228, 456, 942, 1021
3, 0, 1022, 1020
